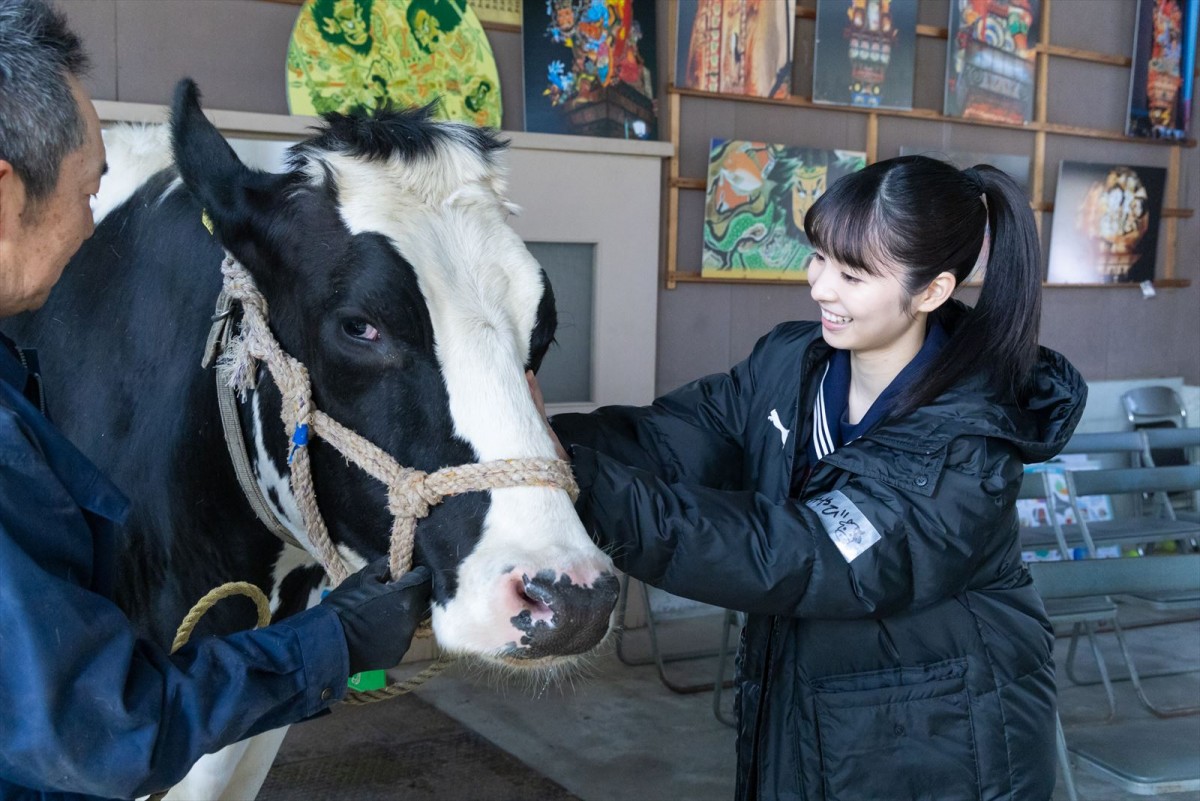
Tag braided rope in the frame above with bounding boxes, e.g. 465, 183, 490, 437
339, 658, 455, 705
170, 582, 272, 654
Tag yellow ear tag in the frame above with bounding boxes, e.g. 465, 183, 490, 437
201, 210, 214, 236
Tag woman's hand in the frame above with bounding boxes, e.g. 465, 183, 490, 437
526, 370, 568, 460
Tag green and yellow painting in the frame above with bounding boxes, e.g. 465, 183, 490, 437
701, 140, 866, 280
286, 0, 502, 127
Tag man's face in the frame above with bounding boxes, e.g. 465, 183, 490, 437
0, 77, 106, 317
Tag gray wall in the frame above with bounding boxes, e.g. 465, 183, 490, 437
58, 0, 1200, 395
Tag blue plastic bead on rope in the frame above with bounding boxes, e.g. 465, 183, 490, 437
288, 423, 310, 464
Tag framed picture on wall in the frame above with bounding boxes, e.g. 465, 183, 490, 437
701, 140, 866, 281
674, 0, 795, 99
812, 0, 917, 110
522, 0, 658, 139
899, 146, 1032, 194
1047, 161, 1167, 285
284, 0, 503, 127
943, 0, 1041, 124
1126, 0, 1198, 140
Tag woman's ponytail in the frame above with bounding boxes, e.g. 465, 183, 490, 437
935, 164, 1043, 404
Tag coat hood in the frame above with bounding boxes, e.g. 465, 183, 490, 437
819, 301, 1088, 464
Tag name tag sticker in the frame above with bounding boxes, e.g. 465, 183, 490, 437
805, 490, 882, 563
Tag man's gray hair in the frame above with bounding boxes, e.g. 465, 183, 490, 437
0, 0, 89, 204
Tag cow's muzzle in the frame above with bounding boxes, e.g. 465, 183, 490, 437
508, 570, 621, 658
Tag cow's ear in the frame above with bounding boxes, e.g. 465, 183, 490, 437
170, 79, 285, 265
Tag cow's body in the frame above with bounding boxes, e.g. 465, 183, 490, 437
3, 82, 617, 798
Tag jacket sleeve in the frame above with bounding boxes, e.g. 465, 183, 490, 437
551, 339, 764, 490
570, 435, 1019, 619
0, 416, 349, 799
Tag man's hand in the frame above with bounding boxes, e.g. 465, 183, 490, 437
526, 370, 568, 460
320, 560, 432, 675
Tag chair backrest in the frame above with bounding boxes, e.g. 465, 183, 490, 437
1059, 430, 1145, 456
1029, 554, 1200, 600
1141, 427, 1200, 466
1068, 465, 1200, 498
1122, 386, 1187, 428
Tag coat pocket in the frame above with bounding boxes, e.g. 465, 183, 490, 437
812, 659, 980, 801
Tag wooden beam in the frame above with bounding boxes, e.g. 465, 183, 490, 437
865, 113, 879, 164
669, 274, 1192, 289
667, 86, 1197, 148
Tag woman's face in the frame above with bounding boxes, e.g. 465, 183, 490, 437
807, 252, 926, 360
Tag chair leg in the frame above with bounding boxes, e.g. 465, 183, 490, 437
1055, 713, 1079, 801
712, 609, 738, 727
614, 579, 732, 694
1063, 622, 1085, 685
1111, 618, 1200, 718
1082, 622, 1119, 722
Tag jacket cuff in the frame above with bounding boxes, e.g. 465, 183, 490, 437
277, 604, 349, 716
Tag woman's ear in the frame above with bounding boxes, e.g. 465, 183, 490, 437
915, 271, 957, 313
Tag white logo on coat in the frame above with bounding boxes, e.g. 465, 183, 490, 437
768, 408, 790, 447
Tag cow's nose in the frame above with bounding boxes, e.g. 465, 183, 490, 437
510, 570, 620, 657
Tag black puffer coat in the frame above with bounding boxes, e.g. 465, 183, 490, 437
553, 311, 1086, 801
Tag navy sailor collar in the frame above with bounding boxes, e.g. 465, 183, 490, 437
809, 319, 949, 464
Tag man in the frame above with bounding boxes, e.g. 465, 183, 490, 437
0, 2, 431, 798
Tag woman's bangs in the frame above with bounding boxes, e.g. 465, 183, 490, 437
804, 182, 887, 275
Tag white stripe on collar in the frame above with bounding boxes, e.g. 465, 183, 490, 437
813, 362, 833, 460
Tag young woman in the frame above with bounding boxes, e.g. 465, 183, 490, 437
547, 155, 1086, 801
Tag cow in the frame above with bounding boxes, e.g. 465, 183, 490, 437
3, 79, 619, 799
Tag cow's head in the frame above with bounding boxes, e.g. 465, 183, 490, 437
169, 80, 617, 665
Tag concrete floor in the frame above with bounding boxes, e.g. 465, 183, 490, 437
269, 607, 1200, 800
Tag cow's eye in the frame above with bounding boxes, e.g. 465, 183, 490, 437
341, 318, 380, 342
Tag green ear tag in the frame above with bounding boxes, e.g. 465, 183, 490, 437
348, 669, 386, 692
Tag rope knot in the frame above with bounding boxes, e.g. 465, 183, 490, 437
387, 468, 444, 521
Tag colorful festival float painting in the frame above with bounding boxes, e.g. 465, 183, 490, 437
1047, 161, 1167, 285
286, 0, 502, 126
1127, 0, 1198, 140
675, 0, 795, 99
523, 0, 658, 139
813, 0, 918, 110
701, 140, 867, 281
944, 0, 1040, 124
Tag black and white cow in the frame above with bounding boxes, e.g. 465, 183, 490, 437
4, 80, 618, 797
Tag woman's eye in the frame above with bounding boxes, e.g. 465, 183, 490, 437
841, 272, 861, 284
342, 319, 380, 342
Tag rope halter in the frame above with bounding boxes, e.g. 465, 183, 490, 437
213, 253, 578, 586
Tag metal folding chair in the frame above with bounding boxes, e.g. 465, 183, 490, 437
612, 577, 734, 694
1018, 470, 1120, 720
1030, 555, 1200, 796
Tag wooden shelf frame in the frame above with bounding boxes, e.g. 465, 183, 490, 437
665, 0, 1195, 290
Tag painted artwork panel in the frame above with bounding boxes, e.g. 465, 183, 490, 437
286, 0, 502, 127
812, 0, 918, 110
1047, 161, 1167, 285
523, 0, 658, 139
943, 0, 1040, 124
1127, 0, 1198, 140
701, 140, 867, 281
675, 0, 795, 99
899, 146, 1031, 194
469, 0, 522, 27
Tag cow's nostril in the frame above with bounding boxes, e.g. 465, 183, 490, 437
521, 574, 556, 606
512, 575, 552, 614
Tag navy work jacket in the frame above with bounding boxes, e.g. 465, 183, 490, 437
0, 335, 348, 800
